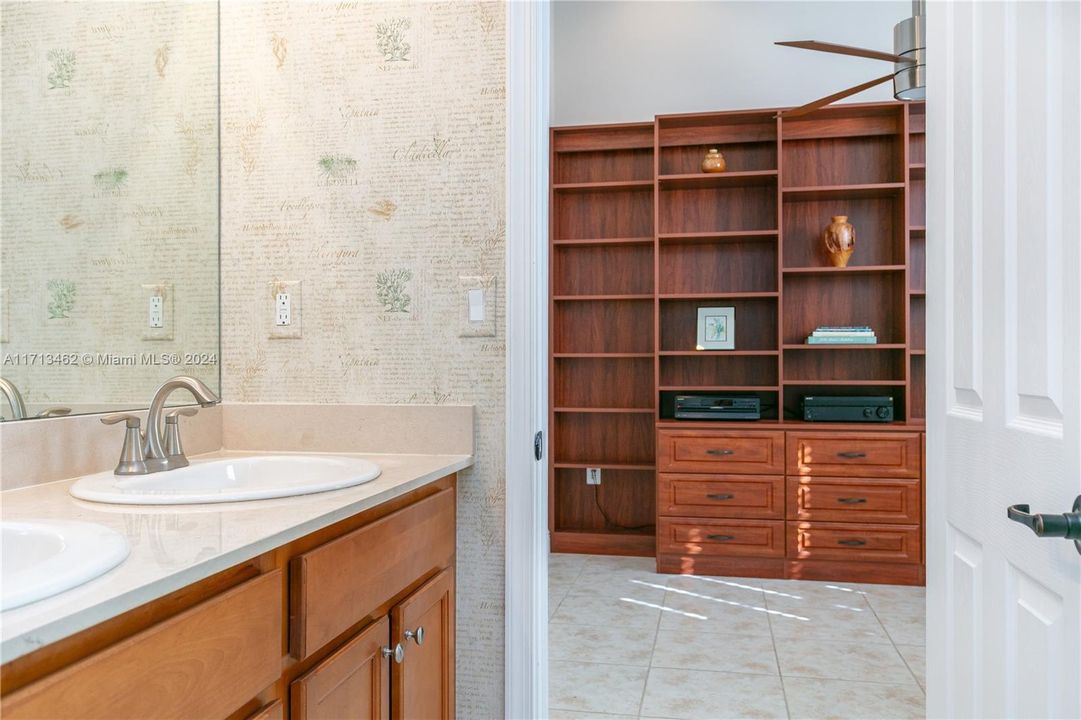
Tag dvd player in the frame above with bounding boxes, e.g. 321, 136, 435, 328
675, 395, 761, 420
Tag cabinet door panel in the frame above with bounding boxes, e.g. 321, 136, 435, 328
391, 568, 454, 720
291, 616, 390, 720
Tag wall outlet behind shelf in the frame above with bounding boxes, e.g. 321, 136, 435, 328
586, 467, 602, 485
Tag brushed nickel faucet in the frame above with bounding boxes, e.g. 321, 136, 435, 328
100, 375, 219, 475
0, 377, 27, 420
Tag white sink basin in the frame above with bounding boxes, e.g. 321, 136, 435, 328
69, 455, 382, 505
1, 520, 129, 611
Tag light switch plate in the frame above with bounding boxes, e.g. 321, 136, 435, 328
458, 275, 496, 337
268, 280, 302, 339
141, 283, 174, 341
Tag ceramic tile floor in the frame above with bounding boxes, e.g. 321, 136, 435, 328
549, 554, 926, 720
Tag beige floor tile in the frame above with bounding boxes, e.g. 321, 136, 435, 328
767, 594, 892, 643
659, 588, 774, 637
665, 574, 769, 607
550, 580, 572, 619
551, 553, 589, 584
549, 660, 648, 716
652, 629, 779, 675
776, 636, 914, 683
872, 601, 926, 646
896, 644, 926, 688
550, 620, 657, 666
554, 589, 663, 629
783, 676, 925, 720
761, 579, 871, 609
860, 582, 926, 608
548, 711, 637, 720
640, 666, 789, 719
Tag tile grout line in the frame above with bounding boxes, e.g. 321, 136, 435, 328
863, 593, 926, 692
634, 575, 666, 718
764, 590, 795, 720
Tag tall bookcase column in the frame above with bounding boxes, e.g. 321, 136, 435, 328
550, 123, 657, 556
906, 103, 926, 420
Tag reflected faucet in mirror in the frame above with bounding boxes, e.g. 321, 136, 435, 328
100, 375, 220, 475
0, 377, 28, 420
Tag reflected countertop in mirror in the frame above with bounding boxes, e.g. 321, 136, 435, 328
1, 1, 220, 421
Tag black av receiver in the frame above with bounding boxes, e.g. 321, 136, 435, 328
674, 395, 761, 421
802, 395, 894, 422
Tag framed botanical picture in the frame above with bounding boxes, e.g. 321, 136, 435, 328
696, 306, 735, 350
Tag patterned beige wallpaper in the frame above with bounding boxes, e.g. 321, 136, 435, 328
0, 1, 220, 415
219, 2, 506, 715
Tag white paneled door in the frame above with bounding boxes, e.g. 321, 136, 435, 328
926, 1, 1081, 718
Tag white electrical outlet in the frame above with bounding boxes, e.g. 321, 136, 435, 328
141, 283, 173, 340
586, 467, 602, 485
268, 280, 302, 339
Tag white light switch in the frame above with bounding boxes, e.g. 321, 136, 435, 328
458, 275, 496, 337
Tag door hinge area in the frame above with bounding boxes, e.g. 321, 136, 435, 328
534, 431, 543, 461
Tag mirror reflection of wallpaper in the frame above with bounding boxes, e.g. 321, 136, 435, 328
0, 1, 220, 419
219, 2, 505, 715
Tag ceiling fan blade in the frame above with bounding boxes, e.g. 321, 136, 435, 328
777, 73, 896, 119
776, 40, 915, 65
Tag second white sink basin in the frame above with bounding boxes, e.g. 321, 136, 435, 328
1, 520, 129, 611
69, 455, 382, 505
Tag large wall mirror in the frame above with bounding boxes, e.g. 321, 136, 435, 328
1, 1, 220, 421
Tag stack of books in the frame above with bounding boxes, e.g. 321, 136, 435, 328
806, 325, 877, 345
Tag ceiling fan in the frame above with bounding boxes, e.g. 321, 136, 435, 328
775, 0, 926, 118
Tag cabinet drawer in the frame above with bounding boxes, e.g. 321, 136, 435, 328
291, 488, 455, 659
658, 473, 784, 519
657, 517, 785, 558
658, 430, 785, 475
4, 571, 282, 720
787, 522, 921, 564
786, 476, 921, 523
786, 432, 920, 478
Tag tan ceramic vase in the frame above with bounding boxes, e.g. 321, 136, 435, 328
701, 148, 727, 173
823, 215, 856, 267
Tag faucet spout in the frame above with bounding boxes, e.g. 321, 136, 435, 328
143, 376, 219, 472
0, 377, 27, 421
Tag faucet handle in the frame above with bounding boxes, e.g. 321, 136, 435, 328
101, 413, 142, 428
100, 413, 147, 475
165, 407, 199, 423
36, 406, 72, 418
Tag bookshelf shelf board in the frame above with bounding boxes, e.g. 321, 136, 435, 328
909, 226, 926, 235
553, 180, 655, 192
783, 343, 906, 350
658, 291, 780, 300
554, 407, 656, 414
552, 236, 654, 247
782, 379, 906, 386
910, 289, 927, 297
658, 170, 778, 189
553, 294, 653, 301
658, 385, 779, 392
782, 265, 906, 275
658, 230, 779, 243
782, 182, 905, 200
911, 349, 927, 356
660, 350, 779, 357
553, 352, 654, 359
553, 462, 656, 471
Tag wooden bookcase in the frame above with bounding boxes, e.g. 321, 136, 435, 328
550, 102, 926, 559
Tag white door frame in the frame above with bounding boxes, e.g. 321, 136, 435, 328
505, 2, 550, 719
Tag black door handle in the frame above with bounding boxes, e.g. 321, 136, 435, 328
1007, 495, 1081, 555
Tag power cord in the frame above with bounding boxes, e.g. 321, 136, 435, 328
593, 484, 654, 532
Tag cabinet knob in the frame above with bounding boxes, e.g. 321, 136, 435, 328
404, 626, 425, 646
382, 643, 405, 664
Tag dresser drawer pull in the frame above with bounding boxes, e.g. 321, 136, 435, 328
707, 534, 736, 541
705, 448, 736, 456
706, 493, 736, 501
837, 497, 868, 504
837, 451, 867, 459
837, 538, 868, 546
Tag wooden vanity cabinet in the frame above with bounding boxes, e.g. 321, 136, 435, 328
0, 475, 458, 720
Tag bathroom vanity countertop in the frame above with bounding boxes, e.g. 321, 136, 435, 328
0, 451, 473, 664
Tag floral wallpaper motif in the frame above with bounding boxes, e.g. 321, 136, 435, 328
220, 3, 506, 714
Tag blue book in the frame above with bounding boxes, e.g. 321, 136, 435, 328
806, 335, 878, 344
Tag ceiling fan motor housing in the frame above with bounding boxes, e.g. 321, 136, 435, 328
894, 2, 926, 101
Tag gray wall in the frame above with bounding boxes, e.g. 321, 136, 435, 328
552, 1, 910, 125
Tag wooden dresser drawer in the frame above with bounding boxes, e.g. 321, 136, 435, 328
4, 571, 282, 720
658, 473, 784, 519
291, 487, 455, 659
787, 476, 921, 523
657, 430, 785, 475
657, 517, 785, 558
786, 432, 921, 478
787, 522, 921, 564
